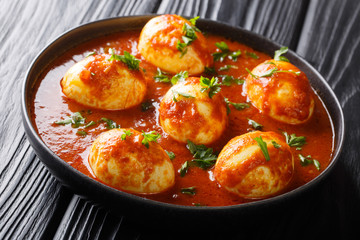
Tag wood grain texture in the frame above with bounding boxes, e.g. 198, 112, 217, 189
0, 0, 359, 239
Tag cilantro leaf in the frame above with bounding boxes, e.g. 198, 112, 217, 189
121, 130, 133, 140
55, 112, 86, 128
253, 136, 270, 161
108, 49, 140, 70
283, 132, 306, 147
299, 154, 320, 171
100, 118, 120, 129
248, 118, 263, 130
224, 98, 249, 114
165, 150, 176, 160
274, 46, 289, 62
212, 41, 242, 62
141, 131, 161, 148
180, 186, 196, 196
172, 89, 195, 102
186, 140, 217, 170
199, 76, 221, 98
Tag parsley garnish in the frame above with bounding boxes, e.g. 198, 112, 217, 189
154, 69, 188, 85
218, 65, 238, 71
271, 140, 281, 149
199, 76, 221, 98
180, 161, 190, 177
274, 46, 289, 62
299, 154, 320, 171
245, 51, 259, 59
55, 112, 86, 128
283, 132, 306, 148
165, 150, 176, 160
186, 140, 217, 169
171, 71, 188, 85
177, 16, 200, 57
212, 41, 241, 62
224, 98, 250, 114
76, 130, 87, 137
219, 75, 244, 86
253, 136, 270, 161
141, 131, 161, 148
100, 118, 120, 129
246, 66, 300, 78
108, 49, 140, 70
180, 186, 196, 196
141, 100, 155, 112
121, 130, 133, 140
172, 89, 195, 102
248, 118, 263, 130
153, 68, 170, 83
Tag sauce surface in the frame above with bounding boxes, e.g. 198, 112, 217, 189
31, 30, 334, 206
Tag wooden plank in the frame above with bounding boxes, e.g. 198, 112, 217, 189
296, 0, 360, 238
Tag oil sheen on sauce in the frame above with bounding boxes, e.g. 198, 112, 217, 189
31, 31, 334, 206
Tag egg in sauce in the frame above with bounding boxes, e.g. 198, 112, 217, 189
30, 15, 334, 206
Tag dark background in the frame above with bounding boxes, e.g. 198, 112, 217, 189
1, 0, 359, 239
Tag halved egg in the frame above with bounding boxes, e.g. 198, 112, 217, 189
245, 60, 314, 124
88, 128, 175, 194
138, 14, 212, 75
159, 77, 227, 145
214, 131, 294, 199
61, 54, 146, 110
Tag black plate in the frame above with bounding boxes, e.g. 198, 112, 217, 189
21, 15, 345, 228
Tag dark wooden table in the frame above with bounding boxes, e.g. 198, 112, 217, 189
1, 0, 359, 239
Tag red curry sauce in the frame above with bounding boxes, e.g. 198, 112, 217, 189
31, 31, 334, 206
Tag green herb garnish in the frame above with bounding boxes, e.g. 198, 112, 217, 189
199, 76, 221, 98
212, 41, 241, 62
141, 131, 161, 148
224, 98, 250, 114
246, 64, 300, 79
141, 101, 155, 112
121, 130, 133, 140
153, 68, 170, 83
100, 118, 120, 129
76, 130, 87, 137
180, 161, 190, 177
171, 71, 188, 85
299, 154, 320, 171
283, 132, 306, 147
55, 112, 86, 128
245, 51, 259, 59
108, 49, 140, 70
177, 16, 200, 57
180, 186, 196, 196
172, 89, 195, 102
271, 140, 281, 149
218, 65, 238, 72
186, 140, 217, 170
84, 121, 96, 129
253, 136, 270, 161
165, 150, 176, 160
274, 46, 289, 62
248, 118, 263, 130
219, 75, 244, 86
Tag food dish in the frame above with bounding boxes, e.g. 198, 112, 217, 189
22, 15, 344, 225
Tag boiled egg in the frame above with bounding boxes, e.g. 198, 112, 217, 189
214, 131, 294, 199
159, 77, 227, 145
245, 60, 314, 124
88, 128, 175, 194
61, 54, 146, 110
138, 14, 212, 75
